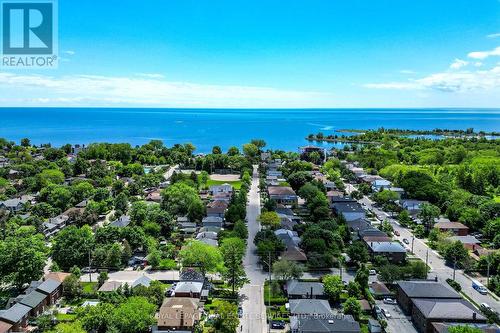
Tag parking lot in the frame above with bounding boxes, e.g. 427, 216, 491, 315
375, 300, 418, 333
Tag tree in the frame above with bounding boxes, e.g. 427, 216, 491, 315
20, 138, 30, 147
343, 297, 362, 320
346, 241, 369, 266
347, 281, 362, 298
114, 192, 128, 213
227, 146, 240, 156
442, 240, 469, 267
250, 139, 266, 150
106, 243, 123, 269
258, 211, 280, 229
0, 227, 47, 288
38, 169, 65, 187
98, 271, 108, 287
147, 249, 161, 269
354, 265, 369, 289
233, 220, 248, 239
48, 322, 86, 333
179, 240, 223, 275
398, 210, 412, 227
419, 203, 441, 232
213, 300, 239, 333
111, 297, 157, 333
78, 302, 115, 332
220, 238, 247, 296
242, 143, 259, 160
161, 182, 202, 219
288, 172, 314, 192
52, 225, 95, 270
272, 260, 303, 280
63, 274, 82, 300
413, 225, 425, 238
323, 275, 344, 302
212, 146, 222, 154
448, 326, 483, 333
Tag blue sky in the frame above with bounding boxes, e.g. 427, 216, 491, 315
1, 0, 500, 107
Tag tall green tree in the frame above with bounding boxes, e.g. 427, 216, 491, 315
52, 225, 95, 270
220, 237, 247, 296
179, 240, 223, 275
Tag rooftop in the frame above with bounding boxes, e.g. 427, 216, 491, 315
396, 281, 461, 299
434, 221, 468, 230
288, 299, 332, 315
290, 315, 360, 333
413, 298, 485, 321
19, 290, 46, 308
268, 186, 297, 196
0, 303, 31, 324
286, 280, 325, 296
36, 278, 61, 295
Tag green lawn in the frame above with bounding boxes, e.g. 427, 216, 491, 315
82, 282, 97, 293
199, 176, 243, 190
55, 313, 77, 322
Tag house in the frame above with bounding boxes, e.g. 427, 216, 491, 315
132, 276, 152, 288
388, 187, 406, 199
209, 183, 233, 195
98, 281, 123, 292
180, 268, 205, 283
0, 303, 31, 332
36, 278, 63, 305
206, 200, 228, 218
0, 195, 33, 213
372, 179, 392, 192
172, 281, 204, 298
290, 315, 361, 333
6, 169, 20, 180
268, 186, 298, 206
275, 229, 308, 263
18, 290, 47, 317
0, 320, 12, 333
212, 192, 232, 202
196, 231, 218, 246
411, 298, 486, 333
448, 235, 480, 250
153, 297, 201, 333
395, 281, 462, 314
366, 241, 406, 264
285, 280, 325, 299
346, 218, 372, 233
202, 216, 223, 228
368, 318, 382, 333
369, 281, 392, 299
399, 199, 427, 215
288, 299, 332, 316
146, 190, 162, 203
434, 221, 469, 236
332, 201, 365, 222
44, 272, 71, 283
109, 215, 131, 228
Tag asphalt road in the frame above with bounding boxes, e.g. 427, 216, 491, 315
345, 182, 500, 313
240, 165, 268, 333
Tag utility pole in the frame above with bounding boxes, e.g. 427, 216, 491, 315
487, 256, 491, 288
262, 252, 272, 333
425, 249, 429, 279
88, 249, 92, 283
453, 258, 457, 281
411, 236, 415, 254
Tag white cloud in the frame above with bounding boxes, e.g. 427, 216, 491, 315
467, 46, 500, 60
364, 65, 500, 93
63, 50, 76, 55
136, 73, 165, 79
449, 59, 468, 70
399, 69, 415, 74
0, 72, 332, 107
487, 33, 500, 39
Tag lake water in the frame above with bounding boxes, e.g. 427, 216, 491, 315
1, 108, 499, 153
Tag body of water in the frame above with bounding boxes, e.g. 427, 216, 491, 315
1, 108, 499, 153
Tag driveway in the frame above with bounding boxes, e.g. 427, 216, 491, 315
375, 300, 418, 333
240, 165, 267, 333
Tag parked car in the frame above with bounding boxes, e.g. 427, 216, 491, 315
382, 308, 391, 318
403, 238, 410, 244
237, 307, 243, 318
369, 269, 377, 275
480, 303, 491, 311
394, 230, 400, 236
383, 298, 396, 305
82, 267, 97, 273
271, 320, 286, 329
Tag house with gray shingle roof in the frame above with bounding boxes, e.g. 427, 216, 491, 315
290, 314, 360, 333
18, 290, 47, 317
286, 280, 325, 299
36, 279, 62, 305
396, 281, 462, 314
0, 303, 31, 331
366, 241, 406, 264
288, 299, 332, 316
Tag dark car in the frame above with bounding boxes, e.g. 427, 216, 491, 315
237, 307, 243, 318
271, 320, 285, 329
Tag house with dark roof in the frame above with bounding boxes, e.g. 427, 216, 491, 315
173, 281, 204, 299
202, 216, 223, 228
369, 281, 392, 299
18, 290, 47, 317
366, 241, 406, 264
109, 215, 131, 228
290, 314, 361, 333
288, 299, 332, 316
395, 281, 462, 314
0, 303, 31, 332
411, 298, 486, 333
285, 280, 326, 299
206, 200, 228, 218
332, 202, 365, 222
36, 278, 62, 305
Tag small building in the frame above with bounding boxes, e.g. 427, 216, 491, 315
395, 281, 462, 314
206, 200, 228, 218
399, 199, 427, 215
372, 179, 392, 192
369, 281, 392, 299
268, 186, 298, 206
172, 281, 204, 298
434, 221, 469, 236
332, 202, 365, 222
36, 278, 62, 305
368, 318, 382, 333
288, 299, 332, 316
285, 280, 325, 299
290, 314, 361, 333
0, 195, 32, 213
98, 281, 122, 293
18, 290, 47, 317
109, 215, 131, 228
0, 303, 31, 332
209, 183, 233, 195
366, 241, 406, 264
132, 276, 153, 288
202, 216, 223, 228
146, 190, 162, 203
411, 298, 486, 333
448, 235, 480, 250
154, 297, 201, 333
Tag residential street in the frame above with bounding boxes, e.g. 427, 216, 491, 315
345, 183, 500, 313
240, 165, 268, 333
